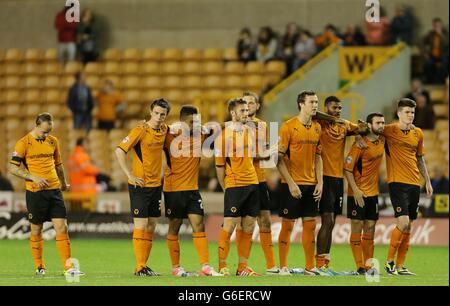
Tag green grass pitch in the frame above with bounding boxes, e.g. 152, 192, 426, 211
0, 239, 448, 286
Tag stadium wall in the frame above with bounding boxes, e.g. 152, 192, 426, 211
0, 0, 448, 49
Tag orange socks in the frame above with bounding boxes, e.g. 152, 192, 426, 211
143, 231, 153, 263
167, 234, 180, 267
396, 232, 410, 268
278, 219, 295, 268
387, 227, 403, 262
259, 230, 275, 269
133, 229, 149, 270
30, 234, 44, 269
193, 232, 209, 265
361, 233, 374, 268
302, 219, 316, 270
218, 230, 231, 270
350, 233, 364, 270
55, 233, 71, 270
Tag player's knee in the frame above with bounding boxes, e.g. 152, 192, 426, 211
54, 223, 68, 234
191, 220, 205, 233
257, 216, 272, 231
30, 224, 43, 236
397, 218, 410, 232
351, 220, 364, 233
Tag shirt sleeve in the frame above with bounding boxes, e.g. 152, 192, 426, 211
117, 126, 145, 153
344, 142, 362, 172
214, 129, 226, 167
417, 129, 425, 157
53, 138, 63, 166
278, 122, 290, 154
346, 120, 359, 136
10, 139, 27, 166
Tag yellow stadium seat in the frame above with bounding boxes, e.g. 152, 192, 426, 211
101, 75, 121, 88
104, 48, 122, 61
22, 76, 41, 89
433, 104, 449, 118
141, 89, 163, 102
162, 75, 182, 89
141, 62, 161, 75
435, 119, 449, 131
64, 61, 82, 75
24, 49, 44, 62
181, 61, 202, 75
164, 90, 184, 104
5, 104, 23, 117
103, 62, 121, 75
265, 61, 286, 76
161, 61, 181, 75
43, 75, 60, 89
225, 75, 244, 89
141, 76, 162, 89
224, 61, 245, 74
26, 104, 42, 117
122, 62, 140, 75
4, 76, 22, 88
43, 89, 64, 104
85, 75, 100, 89
123, 90, 141, 103
122, 48, 142, 62
62, 75, 76, 89
43, 48, 58, 62
21, 63, 42, 76
5, 48, 23, 62
203, 75, 223, 89
184, 89, 203, 102
264, 74, 282, 86
122, 102, 143, 118
223, 48, 238, 61
245, 74, 264, 92
223, 89, 244, 100
43, 62, 63, 75
4, 63, 22, 75
142, 48, 162, 62
183, 75, 203, 89
203, 48, 222, 61
162, 48, 182, 61
23, 89, 42, 104
3, 90, 22, 103
122, 76, 141, 90
245, 61, 264, 74
182, 48, 203, 61
202, 61, 224, 75
84, 62, 104, 75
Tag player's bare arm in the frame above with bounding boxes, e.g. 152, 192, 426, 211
313, 154, 323, 202
115, 147, 144, 187
9, 163, 49, 188
417, 156, 433, 197
344, 169, 366, 208
276, 152, 301, 199
56, 164, 70, 191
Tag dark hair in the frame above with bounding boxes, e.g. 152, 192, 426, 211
227, 98, 247, 113
433, 17, 443, 23
35, 112, 53, 126
240, 27, 252, 36
366, 113, 384, 124
76, 138, 84, 146
297, 90, 316, 109
324, 95, 341, 106
180, 105, 199, 118
150, 98, 171, 114
243, 91, 259, 103
75, 72, 84, 81
397, 98, 416, 110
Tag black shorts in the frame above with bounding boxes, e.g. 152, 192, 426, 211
26, 189, 67, 224
389, 183, 420, 220
128, 185, 162, 218
224, 185, 260, 218
98, 120, 115, 131
279, 184, 319, 219
347, 196, 379, 221
163, 190, 204, 219
259, 182, 271, 211
319, 176, 344, 215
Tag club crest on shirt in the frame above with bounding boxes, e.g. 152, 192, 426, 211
315, 127, 320, 134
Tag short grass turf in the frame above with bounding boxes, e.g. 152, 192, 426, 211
0, 239, 448, 286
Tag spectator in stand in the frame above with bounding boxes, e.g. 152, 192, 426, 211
343, 24, 367, 46
237, 28, 256, 63
412, 94, 436, 130
429, 166, 449, 194
422, 18, 449, 84
390, 5, 414, 45
77, 8, 99, 64
292, 30, 317, 71
67, 72, 94, 132
54, 6, 78, 64
315, 24, 342, 51
0, 170, 14, 191
366, 6, 391, 46
405, 78, 431, 104
256, 26, 278, 63
279, 22, 300, 75
68, 138, 100, 195
96, 79, 126, 131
